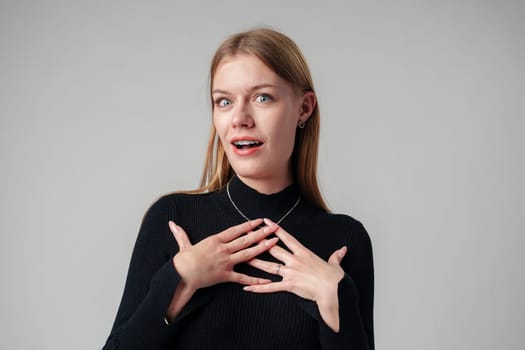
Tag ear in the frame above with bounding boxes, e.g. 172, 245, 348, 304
298, 91, 316, 124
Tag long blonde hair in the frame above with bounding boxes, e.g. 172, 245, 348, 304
190, 28, 328, 211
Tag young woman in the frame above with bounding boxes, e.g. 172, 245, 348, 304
103, 28, 374, 350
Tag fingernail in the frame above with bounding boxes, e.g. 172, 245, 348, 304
169, 221, 178, 233
265, 237, 279, 246
243, 286, 253, 291
263, 218, 272, 225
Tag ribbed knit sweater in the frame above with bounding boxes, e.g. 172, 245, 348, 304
103, 176, 374, 349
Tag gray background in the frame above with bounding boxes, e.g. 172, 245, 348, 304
1, 1, 524, 349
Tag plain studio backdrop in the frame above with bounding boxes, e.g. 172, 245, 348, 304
1, 1, 524, 349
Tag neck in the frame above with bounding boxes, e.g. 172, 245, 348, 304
224, 174, 301, 224
236, 173, 293, 195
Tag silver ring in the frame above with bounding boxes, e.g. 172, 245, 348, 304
276, 264, 281, 275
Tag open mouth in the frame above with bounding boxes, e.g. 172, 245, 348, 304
232, 140, 263, 149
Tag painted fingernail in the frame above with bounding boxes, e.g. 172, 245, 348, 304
169, 221, 178, 233
265, 237, 279, 246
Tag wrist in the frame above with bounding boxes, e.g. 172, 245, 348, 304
316, 283, 339, 310
315, 276, 343, 333
314, 268, 344, 303
172, 252, 199, 291
165, 279, 196, 322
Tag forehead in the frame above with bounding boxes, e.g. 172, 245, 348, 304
212, 54, 283, 90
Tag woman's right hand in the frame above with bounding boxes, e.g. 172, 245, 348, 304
168, 219, 279, 292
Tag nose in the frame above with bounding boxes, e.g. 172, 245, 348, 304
231, 101, 254, 128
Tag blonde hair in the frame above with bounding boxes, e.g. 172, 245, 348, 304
189, 28, 328, 211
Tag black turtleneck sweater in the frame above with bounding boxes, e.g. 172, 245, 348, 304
103, 176, 374, 349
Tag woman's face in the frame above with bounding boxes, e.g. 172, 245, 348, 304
212, 54, 314, 192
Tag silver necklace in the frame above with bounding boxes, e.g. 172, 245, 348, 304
226, 181, 301, 225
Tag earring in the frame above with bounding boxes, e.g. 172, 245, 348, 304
298, 120, 306, 129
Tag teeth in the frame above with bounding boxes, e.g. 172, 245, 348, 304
234, 140, 260, 146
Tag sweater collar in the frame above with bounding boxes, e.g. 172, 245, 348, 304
223, 175, 301, 224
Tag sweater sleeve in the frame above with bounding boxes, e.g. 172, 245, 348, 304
318, 221, 375, 350
102, 195, 181, 349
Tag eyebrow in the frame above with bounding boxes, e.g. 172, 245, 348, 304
212, 84, 277, 95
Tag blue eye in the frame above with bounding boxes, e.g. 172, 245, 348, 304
216, 98, 232, 107
255, 94, 272, 103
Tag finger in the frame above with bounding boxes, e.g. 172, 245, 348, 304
268, 245, 293, 264
263, 218, 303, 253
226, 223, 279, 253
243, 282, 286, 293
230, 237, 279, 264
169, 221, 191, 249
246, 258, 282, 275
218, 219, 264, 242
227, 272, 272, 286
328, 246, 347, 265
249, 259, 285, 276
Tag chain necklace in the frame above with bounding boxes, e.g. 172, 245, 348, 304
226, 181, 301, 225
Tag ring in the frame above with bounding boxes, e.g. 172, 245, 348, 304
276, 264, 281, 275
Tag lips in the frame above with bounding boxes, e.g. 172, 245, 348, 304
230, 137, 264, 156
232, 140, 263, 149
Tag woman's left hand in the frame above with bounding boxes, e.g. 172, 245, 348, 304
244, 218, 347, 332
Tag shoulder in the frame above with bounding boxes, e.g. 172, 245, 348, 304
148, 191, 212, 207
135, 191, 217, 247
292, 202, 372, 259
313, 210, 372, 247
316, 212, 374, 273
142, 190, 219, 222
